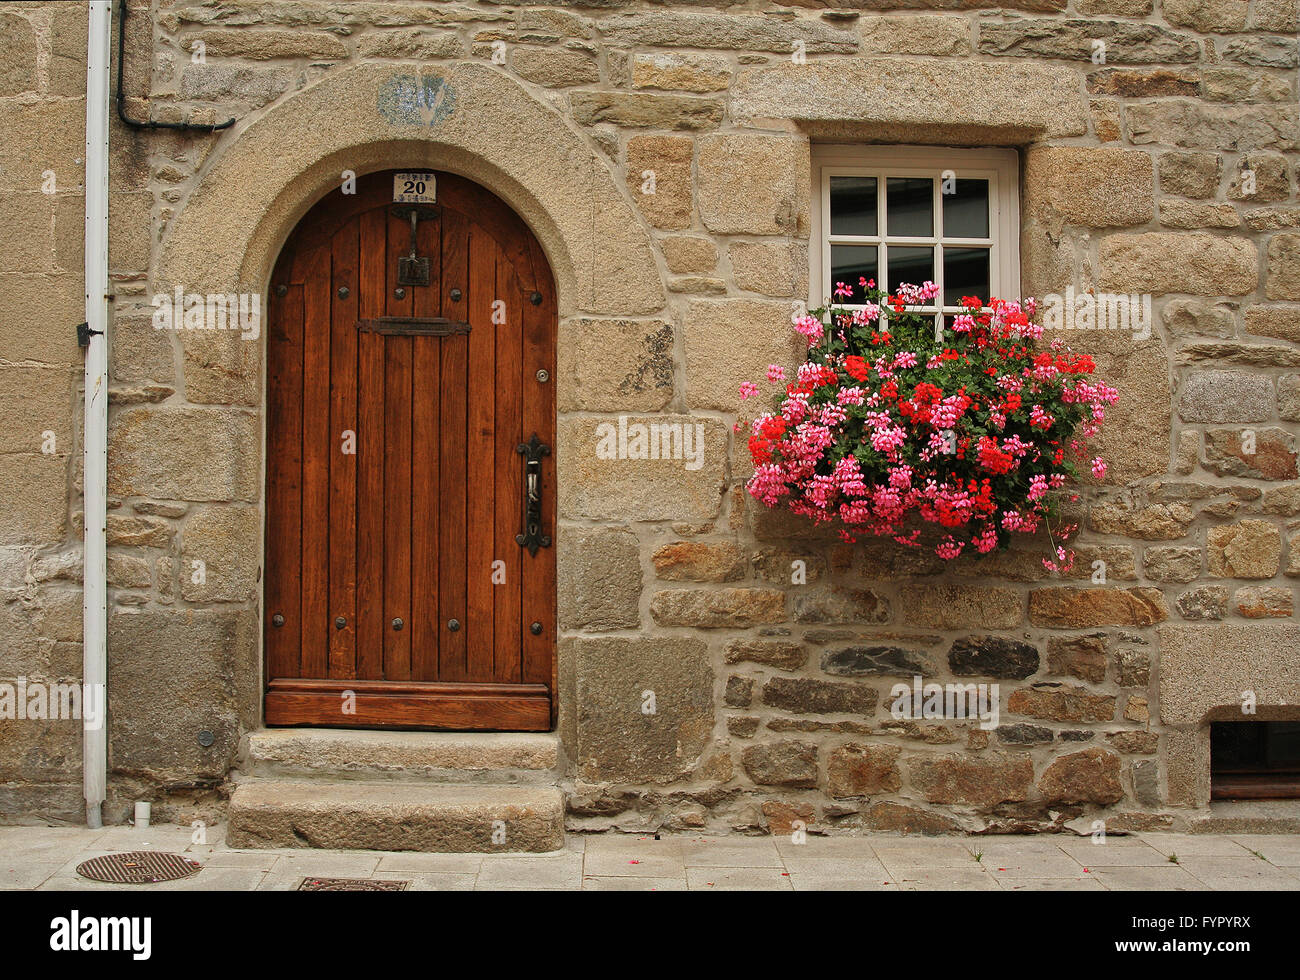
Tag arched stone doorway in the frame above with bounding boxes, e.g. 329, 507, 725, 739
154, 63, 668, 743
263, 169, 557, 731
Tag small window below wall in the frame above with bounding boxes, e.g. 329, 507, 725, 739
810, 145, 1020, 333
1211, 721, 1300, 800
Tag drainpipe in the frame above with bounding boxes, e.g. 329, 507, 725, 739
83, 0, 112, 830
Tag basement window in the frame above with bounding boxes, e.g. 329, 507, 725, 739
810, 145, 1020, 332
1210, 721, 1300, 800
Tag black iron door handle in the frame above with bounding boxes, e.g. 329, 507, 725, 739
516, 432, 552, 556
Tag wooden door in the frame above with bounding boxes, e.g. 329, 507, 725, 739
263, 170, 556, 730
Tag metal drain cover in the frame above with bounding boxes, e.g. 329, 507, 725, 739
76, 851, 202, 884
299, 877, 408, 892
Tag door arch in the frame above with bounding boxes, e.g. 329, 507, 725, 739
263, 169, 556, 730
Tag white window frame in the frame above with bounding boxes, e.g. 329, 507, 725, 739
809, 145, 1020, 328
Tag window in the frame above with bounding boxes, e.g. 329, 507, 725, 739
1211, 721, 1300, 800
810, 146, 1020, 333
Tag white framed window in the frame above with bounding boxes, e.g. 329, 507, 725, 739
809, 145, 1020, 332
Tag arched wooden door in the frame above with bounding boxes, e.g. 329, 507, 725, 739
263, 170, 556, 730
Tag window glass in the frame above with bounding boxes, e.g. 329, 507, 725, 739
886, 177, 932, 237
829, 176, 877, 237
942, 178, 990, 239
942, 247, 990, 306
886, 246, 934, 296
830, 244, 878, 304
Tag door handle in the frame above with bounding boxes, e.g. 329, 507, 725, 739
515, 432, 551, 556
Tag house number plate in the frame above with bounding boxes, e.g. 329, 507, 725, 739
393, 172, 436, 204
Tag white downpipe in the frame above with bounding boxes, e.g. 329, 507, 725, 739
83, 0, 112, 829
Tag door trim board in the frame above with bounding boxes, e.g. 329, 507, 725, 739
265, 678, 551, 731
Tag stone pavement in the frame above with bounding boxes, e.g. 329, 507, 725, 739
4, 824, 1300, 890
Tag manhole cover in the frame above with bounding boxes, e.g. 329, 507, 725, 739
75, 851, 202, 884
298, 877, 408, 891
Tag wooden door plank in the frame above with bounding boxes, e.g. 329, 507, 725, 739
411, 208, 443, 681
383, 208, 414, 682
465, 226, 497, 682
492, 245, 523, 684
519, 236, 555, 689
410, 339, 440, 681
356, 207, 387, 681
386, 205, 415, 319
383, 341, 414, 683
328, 220, 359, 680
438, 208, 470, 681
297, 243, 332, 680
265, 277, 303, 680
277, 177, 390, 271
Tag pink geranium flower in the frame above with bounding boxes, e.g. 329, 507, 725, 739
738, 283, 1115, 562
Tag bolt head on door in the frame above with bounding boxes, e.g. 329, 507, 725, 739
392, 618, 404, 631
271, 613, 284, 628
448, 619, 461, 632
530, 622, 543, 635
335, 616, 346, 630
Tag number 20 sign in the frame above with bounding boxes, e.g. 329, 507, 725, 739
393, 172, 436, 204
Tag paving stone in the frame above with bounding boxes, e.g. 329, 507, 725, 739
1057, 839, 1168, 866
582, 838, 686, 878
1089, 865, 1208, 890
679, 838, 783, 868
787, 873, 900, 891
873, 840, 984, 869
581, 875, 688, 891
476, 852, 583, 890
1002, 877, 1106, 890
373, 872, 477, 891
976, 851, 1089, 879
0, 864, 61, 890
685, 866, 793, 890
896, 867, 1002, 890
1231, 835, 1300, 866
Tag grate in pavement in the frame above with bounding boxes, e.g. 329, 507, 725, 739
76, 851, 203, 884
298, 877, 409, 891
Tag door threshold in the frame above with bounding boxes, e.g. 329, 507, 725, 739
265, 678, 551, 730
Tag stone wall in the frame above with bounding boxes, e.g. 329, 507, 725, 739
5, 0, 1298, 832
0, 1, 89, 821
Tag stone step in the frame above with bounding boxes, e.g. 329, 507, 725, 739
227, 780, 565, 853
244, 729, 561, 784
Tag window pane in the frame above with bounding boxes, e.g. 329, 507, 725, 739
942, 179, 990, 239
942, 247, 990, 307
886, 246, 934, 296
830, 244, 878, 304
829, 176, 877, 237
886, 177, 932, 237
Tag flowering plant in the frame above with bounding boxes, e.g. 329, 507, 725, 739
740, 279, 1118, 569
